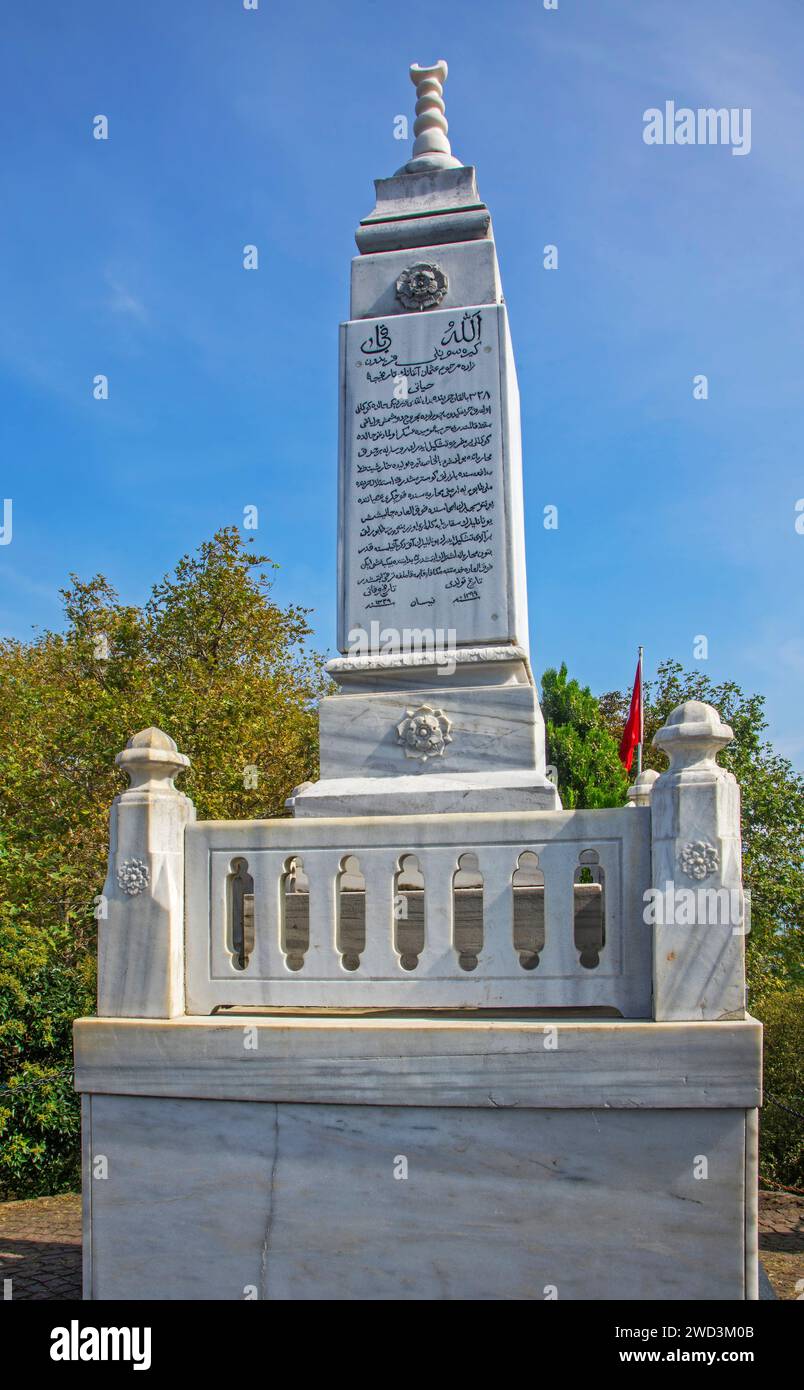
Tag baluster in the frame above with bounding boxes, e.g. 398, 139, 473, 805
359, 850, 401, 976
304, 851, 342, 978
249, 851, 289, 980
474, 850, 515, 974
416, 847, 456, 975
537, 844, 579, 977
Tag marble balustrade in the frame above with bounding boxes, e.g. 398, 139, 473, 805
184, 807, 652, 1015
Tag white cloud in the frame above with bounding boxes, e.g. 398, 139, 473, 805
104, 271, 148, 324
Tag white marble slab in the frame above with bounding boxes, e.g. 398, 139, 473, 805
73, 1016, 762, 1110
292, 769, 559, 817
318, 684, 542, 778
83, 1094, 752, 1301
338, 303, 528, 652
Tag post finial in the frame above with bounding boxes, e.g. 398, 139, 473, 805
396, 59, 463, 174
652, 701, 734, 777
626, 767, 659, 807
115, 726, 191, 796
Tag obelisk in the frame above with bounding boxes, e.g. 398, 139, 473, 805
294, 60, 560, 815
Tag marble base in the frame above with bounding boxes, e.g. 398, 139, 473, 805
77, 1015, 760, 1301
292, 769, 560, 816
81, 1093, 755, 1301
74, 1016, 763, 1110
306, 679, 560, 815
355, 167, 491, 253
318, 685, 548, 780
325, 645, 532, 692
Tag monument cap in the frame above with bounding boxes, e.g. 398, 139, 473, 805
396, 58, 463, 174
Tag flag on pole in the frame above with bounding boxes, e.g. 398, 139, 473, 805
619, 653, 643, 772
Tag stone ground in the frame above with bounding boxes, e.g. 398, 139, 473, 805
0, 1189, 801, 1301
0, 1194, 82, 1302
755, 1191, 804, 1300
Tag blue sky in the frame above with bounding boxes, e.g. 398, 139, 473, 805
1, 0, 802, 764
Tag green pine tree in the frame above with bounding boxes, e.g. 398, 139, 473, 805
540, 663, 629, 809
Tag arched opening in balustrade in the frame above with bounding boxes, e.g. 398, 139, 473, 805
574, 849, 605, 968
337, 854, 366, 971
280, 856, 309, 971
513, 851, 544, 970
452, 852, 483, 971
394, 854, 425, 970
226, 857, 254, 971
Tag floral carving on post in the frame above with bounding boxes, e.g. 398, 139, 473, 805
396, 705, 452, 761
677, 840, 719, 881
395, 263, 448, 311
116, 857, 150, 896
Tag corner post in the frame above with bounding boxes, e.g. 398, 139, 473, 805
626, 768, 659, 807
650, 701, 746, 1020
98, 728, 194, 1018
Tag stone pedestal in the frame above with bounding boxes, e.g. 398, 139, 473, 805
74, 1014, 761, 1301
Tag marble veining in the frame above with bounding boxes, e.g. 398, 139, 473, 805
85, 1095, 750, 1301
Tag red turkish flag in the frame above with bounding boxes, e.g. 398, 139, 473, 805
619, 660, 642, 771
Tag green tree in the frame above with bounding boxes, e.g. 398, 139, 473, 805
541, 663, 629, 809
754, 986, 804, 1189
0, 528, 326, 1197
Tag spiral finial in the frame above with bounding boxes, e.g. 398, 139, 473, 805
397, 59, 463, 174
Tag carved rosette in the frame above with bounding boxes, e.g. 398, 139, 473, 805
116, 857, 150, 896
396, 705, 453, 761
677, 840, 719, 881
395, 263, 448, 312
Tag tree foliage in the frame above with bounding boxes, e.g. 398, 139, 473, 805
752, 985, 804, 1190
541, 663, 629, 809
0, 529, 325, 1196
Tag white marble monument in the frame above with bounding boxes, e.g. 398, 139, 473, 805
74, 60, 761, 1303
